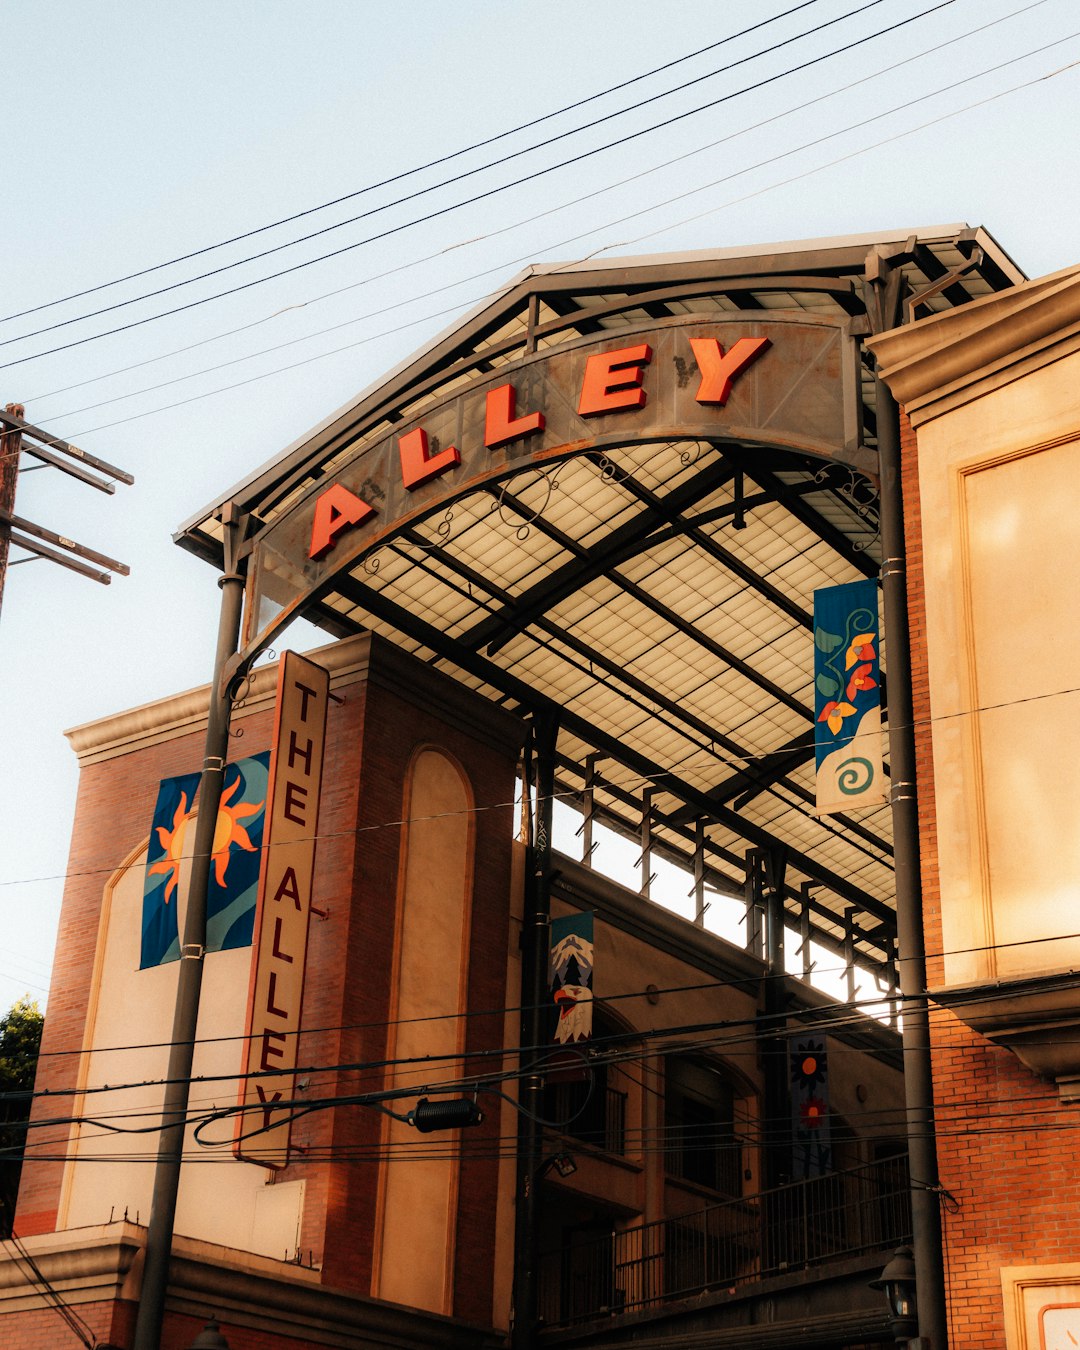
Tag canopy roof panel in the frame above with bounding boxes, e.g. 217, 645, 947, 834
176, 226, 1023, 978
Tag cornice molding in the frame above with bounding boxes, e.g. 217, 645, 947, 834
64, 636, 365, 766
866, 264, 1080, 427
65, 632, 523, 766
0, 1224, 501, 1347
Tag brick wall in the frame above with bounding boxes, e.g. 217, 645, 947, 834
315, 656, 520, 1320
902, 410, 1080, 1347
16, 638, 520, 1332
15, 715, 267, 1236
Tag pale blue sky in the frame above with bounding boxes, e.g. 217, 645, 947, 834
1, 0, 1078, 1011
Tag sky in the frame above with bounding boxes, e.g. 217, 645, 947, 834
1, 0, 1078, 1015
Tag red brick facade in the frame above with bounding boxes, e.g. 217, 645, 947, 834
10, 635, 521, 1344
902, 411, 1080, 1347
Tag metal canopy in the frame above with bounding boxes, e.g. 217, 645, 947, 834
176, 225, 1023, 978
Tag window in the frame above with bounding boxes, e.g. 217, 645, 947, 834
664, 1057, 741, 1196
542, 1010, 628, 1154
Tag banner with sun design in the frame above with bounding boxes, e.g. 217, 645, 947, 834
813, 578, 886, 815
790, 1037, 832, 1178
140, 753, 269, 969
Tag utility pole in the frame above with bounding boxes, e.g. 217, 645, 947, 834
0, 402, 24, 619
0, 405, 131, 604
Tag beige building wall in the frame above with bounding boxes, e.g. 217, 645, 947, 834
372, 747, 475, 1314
869, 267, 1080, 988
60, 830, 302, 1258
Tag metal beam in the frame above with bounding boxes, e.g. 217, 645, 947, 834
334, 573, 893, 924
721, 451, 880, 579
466, 459, 816, 720
470, 457, 735, 654
559, 760, 894, 964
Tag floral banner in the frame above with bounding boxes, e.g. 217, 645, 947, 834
140, 753, 269, 968
813, 578, 886, 814
790, 1037, 832, 1178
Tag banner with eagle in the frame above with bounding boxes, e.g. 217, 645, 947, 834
549, 912, 594, 1044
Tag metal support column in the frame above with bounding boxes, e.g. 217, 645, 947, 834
637, 789, 655, 901
510, 709, 558, 1350
761, 847, 789, 1193
132, 506, 247, 1350
692, 818, 708, 926
870, 246, 950, 1349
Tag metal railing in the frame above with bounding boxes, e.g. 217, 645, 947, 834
545, 1082, 628, 1155
538, 1158, 911, 1328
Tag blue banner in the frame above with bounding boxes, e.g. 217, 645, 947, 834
791, 1037, 832, 1178
141, 753, 269, 968
549, 912, 594, 1044
813, 578, 886, 813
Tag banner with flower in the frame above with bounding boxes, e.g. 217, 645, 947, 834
813, 578, 886, 814
790, 1037, 832, 1178
140, 753, 269, 968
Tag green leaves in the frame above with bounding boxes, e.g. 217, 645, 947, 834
815, 626, 842, 653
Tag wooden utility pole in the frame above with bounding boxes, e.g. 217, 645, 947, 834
0, 405, 132, 597
0, 401, 25, 620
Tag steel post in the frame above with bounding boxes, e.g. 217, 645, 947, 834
875, 372, 949, 1350
132, 512, 246, 1350
510, 710, 558, 1350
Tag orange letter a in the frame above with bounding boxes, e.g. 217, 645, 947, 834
309, 484, 376, 560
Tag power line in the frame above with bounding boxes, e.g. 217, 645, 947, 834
47, 33, 1077, 440
0, 0, 956, 371
9, 971, 1080, 1122
25, 0, 1047, 415
0, 679, 1076, 896
0, 0, 892, 350
0, 1, 829, 328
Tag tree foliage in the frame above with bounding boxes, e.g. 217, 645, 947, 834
0, 997, 44, 1237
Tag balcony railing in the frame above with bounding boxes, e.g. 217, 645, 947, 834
538, 1158, 912, 1328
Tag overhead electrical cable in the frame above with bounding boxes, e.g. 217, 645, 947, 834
37, 0, 1054, 424
0, 0, 958, 369
0, 1, 830, 327
50, 43, 1079, 437
0, 0, 893, 348
0, 677, 1078, 896
8, 974, 1080, 1125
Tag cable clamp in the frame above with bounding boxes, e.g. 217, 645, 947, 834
204, 756, 226, 773
180, 944, 206, 961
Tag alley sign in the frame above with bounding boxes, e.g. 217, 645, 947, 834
235, 650, 330, 1168
244, 314, 863, 658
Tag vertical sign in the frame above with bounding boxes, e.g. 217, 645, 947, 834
813, 578, 886, 814
790, 1037, 832, 1178
549, 912, 594, 1044
235, 652, 330, 1167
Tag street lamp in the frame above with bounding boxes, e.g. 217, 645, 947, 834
187, 1317, 232, 1349
870, 1245, 921, 1346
